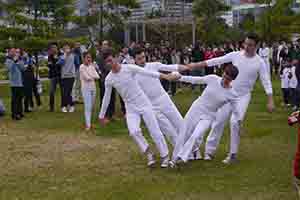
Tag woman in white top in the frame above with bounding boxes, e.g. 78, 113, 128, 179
80, 52, 100, 131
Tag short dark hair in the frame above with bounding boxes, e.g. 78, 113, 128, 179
224, 63, 239, 80
102, 48, 114, 60
245, 33, 259, 44
83, 52, 91, 59
132, 47, 144, 58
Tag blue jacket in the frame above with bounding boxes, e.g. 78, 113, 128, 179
5, 57, 25, 87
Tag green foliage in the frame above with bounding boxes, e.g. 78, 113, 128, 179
192, 0, 233, 44
80, 0, 140, 42
243, 0, 300, 41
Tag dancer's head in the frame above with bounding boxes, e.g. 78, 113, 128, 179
133, 47, 146, 67
222, 63, 239, 88
244, 33, 259, 57
102, 48, 120, 72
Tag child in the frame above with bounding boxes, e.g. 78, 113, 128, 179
80, 52, 100, 131
280, 59, 297, 108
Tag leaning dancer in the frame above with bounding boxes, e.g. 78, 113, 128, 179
188, 33, 274, 164
172, 64, 240, 165
133, 48, 190, 150
98, 49, 179, 168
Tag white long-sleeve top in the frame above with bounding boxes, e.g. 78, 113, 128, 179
259, 47, 270, 60
136, 62, 179, 101
79, 63, 100, 90
280, 66, 298, 89
99, 64, 160, 118
205, 51, 273, 96
179, 75, 240, 121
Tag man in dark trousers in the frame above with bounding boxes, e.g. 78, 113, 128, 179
5, 48, 25, 120
96, 40, 116, 121
161, 46, 176, 96
48, 43, 62, 112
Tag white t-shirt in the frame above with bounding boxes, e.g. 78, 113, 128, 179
205, 51, 273, 96
179, 75, 240, 120
99, 64, 160, 118
136, 62, 179, 101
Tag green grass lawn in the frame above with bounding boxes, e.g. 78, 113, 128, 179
0, 79, 298, 200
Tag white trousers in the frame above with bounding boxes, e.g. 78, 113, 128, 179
178, 119, 212, 162
152, 95, 183, 146
126, 106, 169, 158
82, 88, 96, 127
172, 100, 207, 160
205, 93, 251, 156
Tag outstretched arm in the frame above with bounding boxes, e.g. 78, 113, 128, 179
178, 75, 214, 85
154, 63, 189, 72
188, 52, 236, 69
99, 80, 113, 120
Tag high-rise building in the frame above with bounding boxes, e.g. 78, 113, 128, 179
130, 0, 193, 22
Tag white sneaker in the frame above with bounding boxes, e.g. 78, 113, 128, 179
204, 153, 213, 161
61, 107, 67, 113
147, 152, 156, 167
169, 160, 177, 168
69, 106, 75, 113
161, 156, 169, 168
194, 150, 202, 160
222, 154, 237, 164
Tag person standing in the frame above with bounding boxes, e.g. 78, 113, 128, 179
48, 43, 62, 112
259, 42, 271, 78
72, 42, 83, 104
58, 44, 79, 113
5, 48, 25, 120
96, 41, 116, 121
80, 52, 100, 131
188, 33, 274, 164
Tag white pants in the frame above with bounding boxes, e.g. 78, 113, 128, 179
172, 100, 208, 160
82, 88, 96, 127
178, 119, 212, 162
205, 93, 251, 155
126, 106, 169, 158
152, 95, 183, 146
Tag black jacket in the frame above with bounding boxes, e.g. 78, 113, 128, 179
48, 54, 61, 78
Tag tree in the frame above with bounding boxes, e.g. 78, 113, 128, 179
0, 0, 78, 73
76, 0, 139, 43
250, 0, 300, 41
192, 0, 231, 44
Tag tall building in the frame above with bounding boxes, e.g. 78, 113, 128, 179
130, 0, 193, 22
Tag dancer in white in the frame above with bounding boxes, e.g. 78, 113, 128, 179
188, 33, 274, 164
259, 42, 271, 77
132, 48, 194, 153
171, 64, 240, 164
98, 49, 179, 168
